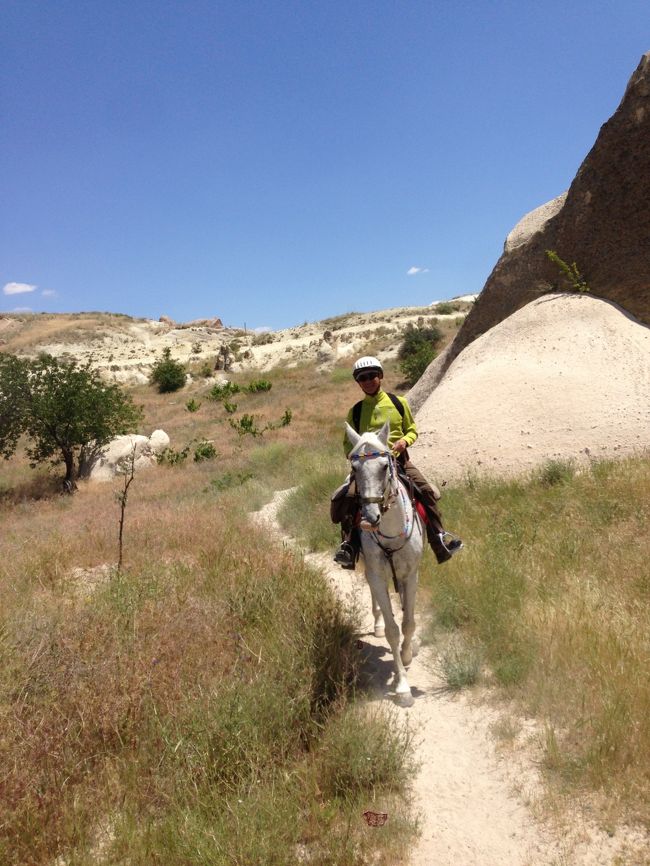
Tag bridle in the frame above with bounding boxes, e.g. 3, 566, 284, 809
349, 445, 420, 592
349, 448, 417, 544
350, 449, 396, 511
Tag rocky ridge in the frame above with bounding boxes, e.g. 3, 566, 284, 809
0, 300, 473, 384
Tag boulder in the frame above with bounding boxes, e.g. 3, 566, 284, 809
87, 430, 170, 482
422, 51, 650, 391
110, 369, 150, 386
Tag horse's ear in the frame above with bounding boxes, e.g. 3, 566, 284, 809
378, 421, 390, 446
345, 422, 361, 449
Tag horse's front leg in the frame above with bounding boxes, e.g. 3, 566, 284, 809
369, 584, 385, 637
366, 567, 413, 707
399, 570, 418, 668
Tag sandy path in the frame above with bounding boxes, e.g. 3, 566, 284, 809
254, 491, 649, 866
254, 493, 560, 865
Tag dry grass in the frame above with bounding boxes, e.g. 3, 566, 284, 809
424, 457, 650, 829
0, 312, 137, 353
0, 349, 420, 865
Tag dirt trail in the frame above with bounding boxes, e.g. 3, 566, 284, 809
254, 492, 648, 866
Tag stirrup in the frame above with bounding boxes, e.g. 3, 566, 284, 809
440, 531, 463, 555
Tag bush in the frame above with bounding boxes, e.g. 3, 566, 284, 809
246, 379, 272, 393
150, 348, 187, 393
536, 458, 576, 487
185, 399, 201, 413
398, 323, 442, 386
157, 445, 191, 466
208, 381, 240, 401
433, 302, 458, 315
193, 441, 217, 462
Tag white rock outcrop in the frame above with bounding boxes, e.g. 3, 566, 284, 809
88, 430, 170, 482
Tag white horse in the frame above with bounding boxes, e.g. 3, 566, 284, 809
345, 421, 424, 707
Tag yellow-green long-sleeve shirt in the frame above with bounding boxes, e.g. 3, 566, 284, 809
343, 390, 418, 456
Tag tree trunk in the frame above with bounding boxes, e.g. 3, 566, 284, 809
62, 449, 77, 493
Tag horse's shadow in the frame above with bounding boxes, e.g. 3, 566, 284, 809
355, 633, 426, 704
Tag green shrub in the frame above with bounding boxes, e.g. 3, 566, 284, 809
246, 379, 273, 393
150, 348, 187, 393
193, 441, 218, 462
208, 381, 240, 401
185, 398, 201, 413
434, 301, 458, 315
229, 414, 262, 436
536, 458, 576, 487
156, 444, 191, 466
398, 323, 442, 386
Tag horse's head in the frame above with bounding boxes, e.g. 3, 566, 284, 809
345, 421, 394, 530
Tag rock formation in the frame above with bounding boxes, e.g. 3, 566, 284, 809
411, 51, 650, 412
85, 429, 170, 481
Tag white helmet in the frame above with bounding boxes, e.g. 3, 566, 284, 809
352, 356, 383, 379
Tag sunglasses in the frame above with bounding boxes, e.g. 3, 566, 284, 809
355, 371, 379, 383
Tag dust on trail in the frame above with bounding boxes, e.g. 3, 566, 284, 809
254, 491, 649, 866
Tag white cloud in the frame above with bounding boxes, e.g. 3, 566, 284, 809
12, 306, 33, 313
406, 267, 429, 276
41, 289, 57, 297
3, 281, 37, 295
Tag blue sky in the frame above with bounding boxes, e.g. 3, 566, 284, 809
2, 1, 648, 330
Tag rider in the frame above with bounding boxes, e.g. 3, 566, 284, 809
332, 355, 462, 569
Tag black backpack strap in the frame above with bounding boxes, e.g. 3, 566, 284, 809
352, 400, 363, 433
387, 393, 405, 421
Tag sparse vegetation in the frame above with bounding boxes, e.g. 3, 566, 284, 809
546, 249, 591, 293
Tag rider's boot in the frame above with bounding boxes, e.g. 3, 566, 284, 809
426, 524, 463, 564
333, 540, 356, 569
334, 529, 360, 570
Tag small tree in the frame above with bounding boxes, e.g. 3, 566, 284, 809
150, 347, 187, 393
398, 323, 443, 386
0, 352, 142, 490
0, 353, 30, 459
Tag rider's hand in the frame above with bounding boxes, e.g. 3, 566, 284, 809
392, 438, 407, 455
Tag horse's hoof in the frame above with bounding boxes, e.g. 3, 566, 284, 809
374, 626, 385, 638
395, 691, 414, 708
